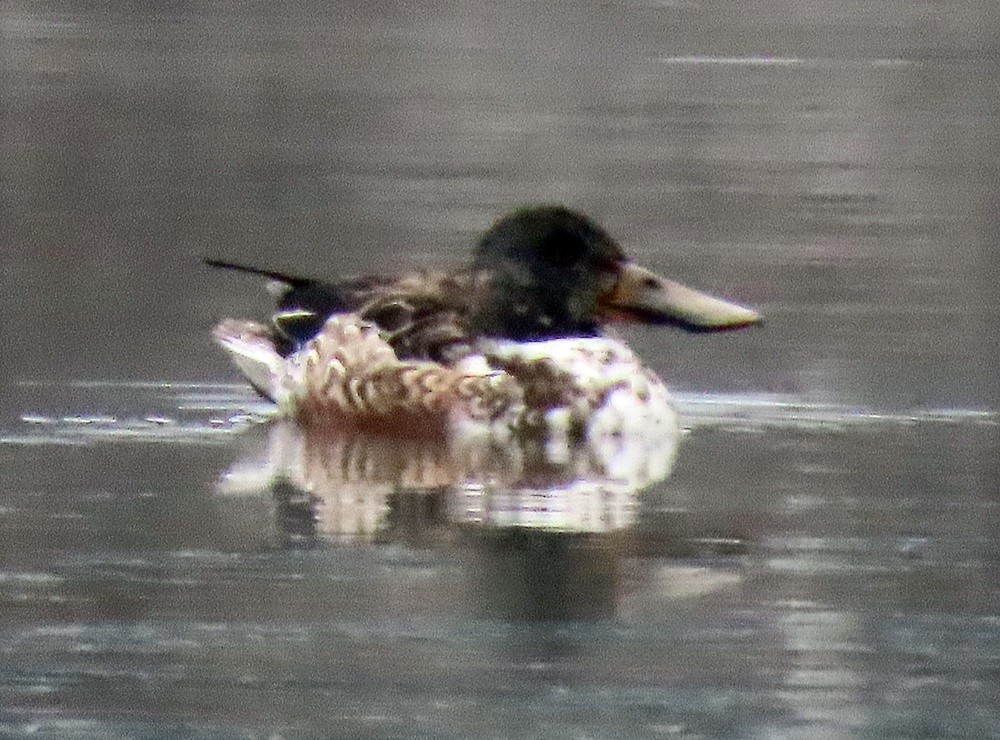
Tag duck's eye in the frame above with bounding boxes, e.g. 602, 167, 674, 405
642, 276, 660, 289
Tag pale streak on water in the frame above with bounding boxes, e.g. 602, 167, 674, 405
5, 381, 997, 445
658, 56, 916, 68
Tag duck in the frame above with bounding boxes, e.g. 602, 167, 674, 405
207, 206, 760, 445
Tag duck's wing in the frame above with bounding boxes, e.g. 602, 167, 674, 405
354, 270, 479, 364
205, 259, 478, 364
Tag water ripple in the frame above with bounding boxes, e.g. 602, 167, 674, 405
3, 382, 994, 447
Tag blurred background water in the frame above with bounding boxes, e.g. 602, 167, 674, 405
2, 0, 999, 737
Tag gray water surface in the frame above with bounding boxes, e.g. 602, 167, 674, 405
2, 384, 998, 738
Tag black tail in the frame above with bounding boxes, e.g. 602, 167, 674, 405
205, 258, 356, 352
203, 258, 316, 288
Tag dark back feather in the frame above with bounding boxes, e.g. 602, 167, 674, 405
206, 258, 475, 361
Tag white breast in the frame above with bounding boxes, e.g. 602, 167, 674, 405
478, 337, 680, 482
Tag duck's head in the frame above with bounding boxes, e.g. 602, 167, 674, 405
470, 206, 761, 341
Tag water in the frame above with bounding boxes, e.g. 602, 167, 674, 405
1, 384, 997, 737
3, 0, 999, 736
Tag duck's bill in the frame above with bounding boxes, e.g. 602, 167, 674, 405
599, 262, 761, 332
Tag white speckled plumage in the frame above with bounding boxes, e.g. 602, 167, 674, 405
481, 335, 678, 453
213, 313, 680, 466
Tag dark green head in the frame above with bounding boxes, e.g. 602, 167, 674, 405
470, 206, 626, 340
469, 205, 761, 341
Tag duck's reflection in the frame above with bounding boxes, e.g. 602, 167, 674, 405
216, 422, 742, 619
219, 421, 677, 536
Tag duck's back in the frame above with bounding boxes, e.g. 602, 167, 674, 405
206, 259, 480, 363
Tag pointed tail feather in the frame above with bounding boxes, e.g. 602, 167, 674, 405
203, 258, 316, 288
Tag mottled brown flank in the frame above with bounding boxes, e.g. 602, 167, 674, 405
295, 365, 521, 432
289, 314, 525, 432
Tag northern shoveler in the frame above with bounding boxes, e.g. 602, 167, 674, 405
207, 206, 760, 443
